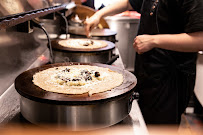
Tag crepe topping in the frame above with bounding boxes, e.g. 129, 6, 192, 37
83, 40, 94, 46
32, 65, 124, 95
54, 68, 101, 86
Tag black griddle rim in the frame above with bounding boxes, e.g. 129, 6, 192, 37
69, 33, 117, 38
14, 62, 137, 105
16, 87, 135, 105
51, 39, 115, 53
68, 28, 117, 37
52, 46, 115, 53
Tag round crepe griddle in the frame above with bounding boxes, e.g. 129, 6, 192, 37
15, 63, 137, 104
51, 39, 115, 53
68, 27, 117, 37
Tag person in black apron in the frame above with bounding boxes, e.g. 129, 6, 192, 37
84, 0, 203, 124
82, 0, 95, 9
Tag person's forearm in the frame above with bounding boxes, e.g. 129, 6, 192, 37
95, 0, 133, 18
154, 32, 203, 52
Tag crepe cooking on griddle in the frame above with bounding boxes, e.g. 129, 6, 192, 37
58, 39, 108, 49
32, 65, 123, 96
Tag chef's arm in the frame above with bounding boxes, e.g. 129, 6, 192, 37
134, 32, 203, 54
84, 0, 133, 36
93, 0, 133, 17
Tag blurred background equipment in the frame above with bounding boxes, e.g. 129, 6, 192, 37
105, 11, 140, 72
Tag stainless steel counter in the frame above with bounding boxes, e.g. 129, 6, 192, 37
0, 30, 50, 96
0, 48, 50, 124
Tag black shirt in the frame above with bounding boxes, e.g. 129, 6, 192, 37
129, 0, 203, 77
129, 0, 203, 34
128, 0, 203, 124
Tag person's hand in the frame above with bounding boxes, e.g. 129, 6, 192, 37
84, 13, 101, 37
133, 35, 156, 54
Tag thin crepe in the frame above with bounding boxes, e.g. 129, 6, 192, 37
32, 65, 123, 96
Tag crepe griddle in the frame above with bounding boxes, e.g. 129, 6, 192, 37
51, 39, 115, 53
68, 28, 117, 37
15, 63, 137, 104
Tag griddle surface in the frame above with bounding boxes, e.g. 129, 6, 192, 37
15, 63, 137, 104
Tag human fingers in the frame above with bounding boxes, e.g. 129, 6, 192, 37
135, 36, 143, 44
133, 37, 144, 54
133, 37, 142, 49
84, 21, 91, 37
84, 14, 100, 37
133, 38, 139, 53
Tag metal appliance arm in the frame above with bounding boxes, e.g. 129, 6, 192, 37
31, 19, 54, 63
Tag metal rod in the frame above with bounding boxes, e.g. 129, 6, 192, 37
40, 25, 54, 63
57, 11, 68, 39
31, 19, 54, 63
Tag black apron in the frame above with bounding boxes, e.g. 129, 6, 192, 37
134, 0, 197, 124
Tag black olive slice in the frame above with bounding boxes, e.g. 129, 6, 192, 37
95, 72, 100, 77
